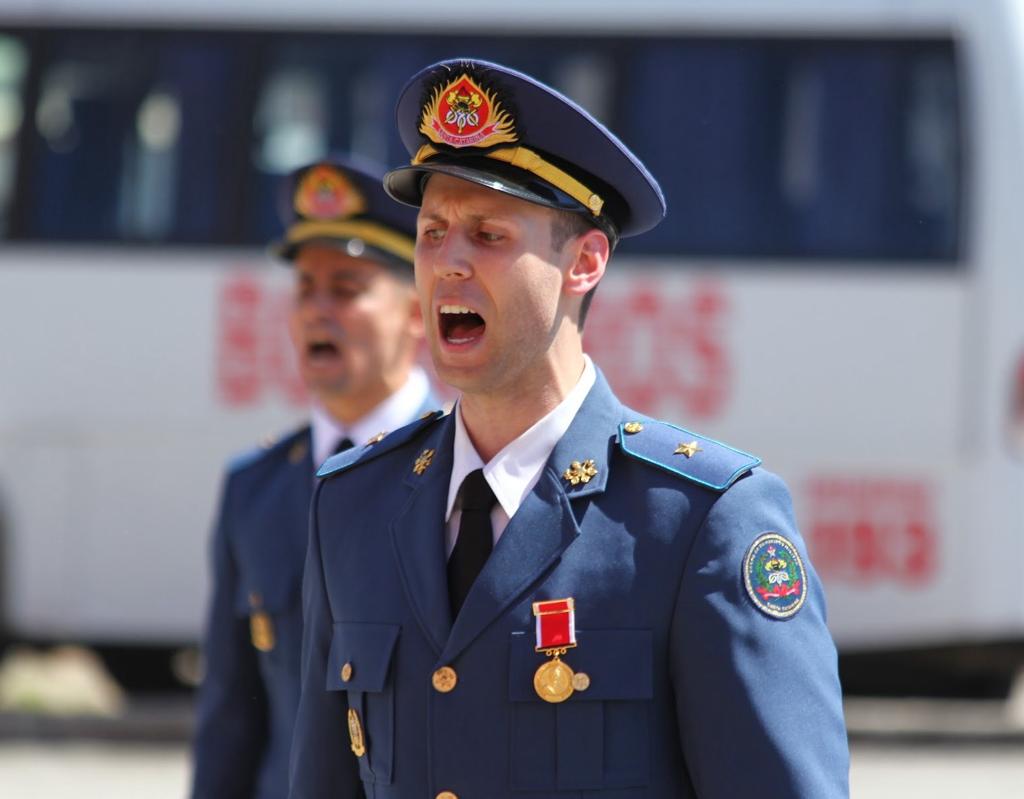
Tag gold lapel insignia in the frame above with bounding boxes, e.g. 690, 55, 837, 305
623, 421, 644, 434
674, 440, 702, 459
562, 459, 598, 486
365, 431, 388, 445
347, 708, 367, 757
413, 449, 435, 475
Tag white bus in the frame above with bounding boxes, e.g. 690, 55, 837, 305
1, 0, 1021, 681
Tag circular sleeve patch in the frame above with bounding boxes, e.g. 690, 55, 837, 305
743, 533, 808, 619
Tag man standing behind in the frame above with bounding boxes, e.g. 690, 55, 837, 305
291, 61, 848, 798
191, 156, 434, 799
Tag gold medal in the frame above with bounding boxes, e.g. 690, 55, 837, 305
533, 653, 575, 703
249, 611, 275, 652
347, 708, 366, 757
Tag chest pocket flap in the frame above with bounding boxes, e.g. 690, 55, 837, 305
326, 622, 400, 692
508, 628, 653, 791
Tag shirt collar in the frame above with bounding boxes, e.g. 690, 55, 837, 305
311, 366, 431, 469
446, 355, 596, 521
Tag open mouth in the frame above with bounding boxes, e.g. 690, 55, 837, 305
307, 339, 340, 361
439, 304, 486, 345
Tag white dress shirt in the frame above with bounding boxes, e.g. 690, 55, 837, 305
444, 355, 596, 557
310, 366, 432, 471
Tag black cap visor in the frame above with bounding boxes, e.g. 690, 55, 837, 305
384, 156, 619, 240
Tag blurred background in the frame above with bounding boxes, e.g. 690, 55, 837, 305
1, 0, 1023, 796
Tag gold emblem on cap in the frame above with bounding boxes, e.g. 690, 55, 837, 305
413, 449, 435, 475
347, 708, 366, 757
675, 440, 702, 459
365, 431, 388, 445
250, 612, 275, 652
295, 164, 366, 220
420, 73, 517, 150
624, 422, 644, 434
563, 459, 598, 486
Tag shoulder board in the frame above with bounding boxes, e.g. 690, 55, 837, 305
316, 409, 446, 479
228, 425, 309, 474
617, 418, 760, 491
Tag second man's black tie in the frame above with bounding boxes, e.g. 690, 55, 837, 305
448, 469, 496, 619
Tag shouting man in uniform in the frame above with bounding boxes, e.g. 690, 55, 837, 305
191, 156, 435, 799
290, 61, 849, 798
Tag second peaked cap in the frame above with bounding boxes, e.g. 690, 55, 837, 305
274, 155, 417, 267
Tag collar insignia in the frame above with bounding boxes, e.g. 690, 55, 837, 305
419, 73, 517, 150
413, 448, 435, 475
562, 459, 598, 486
295, 165, 366, 221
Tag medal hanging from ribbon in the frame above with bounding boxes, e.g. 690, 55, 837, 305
531, 598, 589, 703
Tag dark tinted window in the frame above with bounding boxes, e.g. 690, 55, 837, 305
6, 29, 962, 262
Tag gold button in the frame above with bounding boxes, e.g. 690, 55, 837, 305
436, 792, 458, 799
624, 421, 644, 434
341, 662, 353, 682
432, 666, 457, 693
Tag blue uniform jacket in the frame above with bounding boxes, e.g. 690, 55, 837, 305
290, 373, 849, 798
193, 399, 437, 799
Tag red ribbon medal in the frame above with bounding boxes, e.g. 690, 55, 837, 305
531, 598, 589, 703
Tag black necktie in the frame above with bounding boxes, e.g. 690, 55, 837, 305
448, 469, 496, 619
333, 437, 355, 455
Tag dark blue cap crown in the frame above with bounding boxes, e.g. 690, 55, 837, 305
274, 154, 417, 266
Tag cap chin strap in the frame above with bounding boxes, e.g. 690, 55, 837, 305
412, 144, 604, 217
286, 220, 415, 263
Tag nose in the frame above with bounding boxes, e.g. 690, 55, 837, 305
428, 230, 472, 281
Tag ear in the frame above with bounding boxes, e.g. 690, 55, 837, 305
562, 228, 609, 299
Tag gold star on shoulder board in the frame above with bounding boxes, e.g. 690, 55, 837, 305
413, 449, 435, 475
365, 431, 388, 445
674, 440, 702, 459
563, 459, 598, 486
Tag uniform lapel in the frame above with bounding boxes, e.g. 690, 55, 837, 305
389, 415, 457, 656
438, 371, 622, 665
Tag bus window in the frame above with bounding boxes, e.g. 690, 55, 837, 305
25, 31, 249, 243
615, 38, 962, 262
0, 34, 27, 238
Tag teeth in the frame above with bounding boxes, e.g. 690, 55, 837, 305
440, 304, 477, 315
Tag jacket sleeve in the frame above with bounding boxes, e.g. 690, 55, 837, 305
191, 473, 268, 799
289, 479, 364, 799
670, 468, 850, 798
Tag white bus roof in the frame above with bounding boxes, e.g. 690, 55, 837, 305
0, 0, 984, 34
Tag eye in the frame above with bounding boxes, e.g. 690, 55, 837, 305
477, 229, 504, 243
419, 226, 445, 243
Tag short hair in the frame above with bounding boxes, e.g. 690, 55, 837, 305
550, 210, 605, 328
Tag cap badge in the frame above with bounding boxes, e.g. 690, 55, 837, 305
743, 533, 808, 619
295, 164, 366, 221
420, 73, 517, 150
